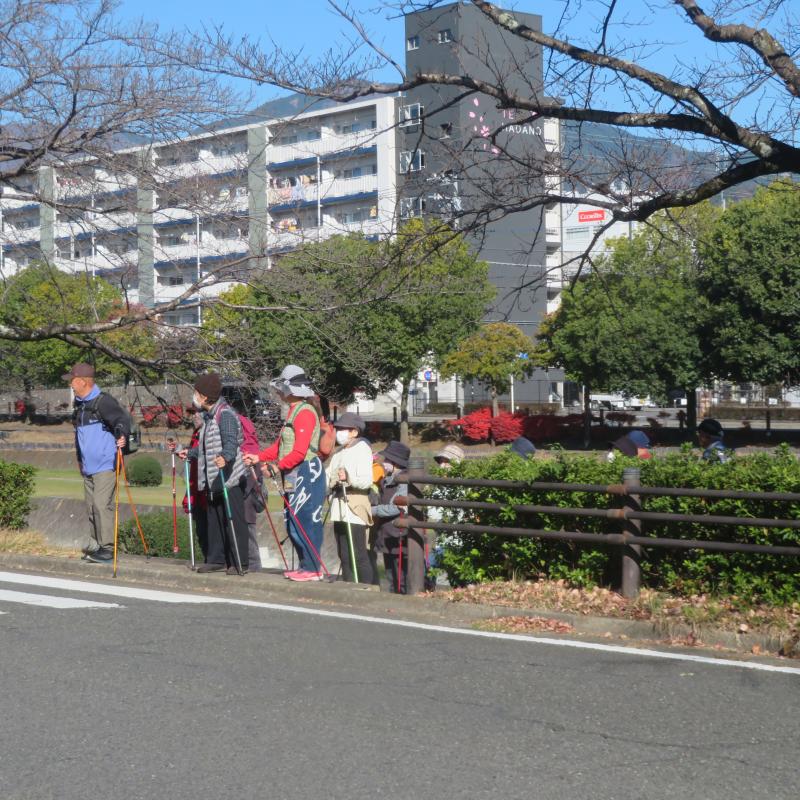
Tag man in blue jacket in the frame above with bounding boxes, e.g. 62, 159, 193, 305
64, 363, 129, 563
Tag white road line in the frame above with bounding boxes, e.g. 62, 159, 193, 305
0, 572, 218, 604
0, 589, 121, 609
1, 571, 798, 676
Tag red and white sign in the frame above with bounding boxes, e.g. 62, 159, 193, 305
578, 209, 606, 223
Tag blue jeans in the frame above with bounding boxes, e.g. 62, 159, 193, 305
284, 457, 325, 572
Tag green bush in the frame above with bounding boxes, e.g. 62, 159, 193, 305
0, 459, 36, 529
125, 455, 163, 487
120, 510, 199, 559
434, 445, 800, 605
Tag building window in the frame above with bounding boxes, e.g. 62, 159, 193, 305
565, 226, 589, 241
399, 150, 426, 173
342, 167, 363, 179
407, 35, 420, 51
437, 29, 452, 44
400, 196, 427, 219
399, 103, 424, 128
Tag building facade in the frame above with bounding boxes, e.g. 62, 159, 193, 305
0, 94, 399, 326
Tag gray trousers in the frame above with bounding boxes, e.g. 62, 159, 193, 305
248, 522, 262, 571
83, 470, 117, 550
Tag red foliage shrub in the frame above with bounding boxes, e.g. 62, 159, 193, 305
450, 407, 493, 442
490, 412, 525, 443
523, 415, 561, 441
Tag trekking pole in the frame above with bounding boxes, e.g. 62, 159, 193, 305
220, 469, 244, 575
339, 483, 359, 583
114, 425, 149, 559
165, 433, 179, 554
249, 466, 289, 570
183, 457, 196, 570
113, 447, 122, 578
267, 472, 331, 578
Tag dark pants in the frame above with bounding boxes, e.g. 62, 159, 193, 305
334, 521, 378, 585
284, 458, 325, 572
205, 483, 249, 571
192, 508, 209, 561
381, 530, 426, 594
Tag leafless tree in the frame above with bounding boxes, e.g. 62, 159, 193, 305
197, 0, 799, 268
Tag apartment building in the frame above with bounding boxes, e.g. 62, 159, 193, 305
0, 94, 398, 325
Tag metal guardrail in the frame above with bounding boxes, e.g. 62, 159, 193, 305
399, 459, 800, 597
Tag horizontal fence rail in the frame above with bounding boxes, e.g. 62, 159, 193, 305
401, 464, 800, 598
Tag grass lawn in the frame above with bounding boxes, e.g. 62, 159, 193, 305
35, 468, 174, 506
34, 468, 284, 512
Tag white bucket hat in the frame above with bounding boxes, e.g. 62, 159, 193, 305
270, 364, 316, 398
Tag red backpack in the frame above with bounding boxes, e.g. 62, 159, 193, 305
214, 405, 260, 456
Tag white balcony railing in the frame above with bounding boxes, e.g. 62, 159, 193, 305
267, 130, 379, 168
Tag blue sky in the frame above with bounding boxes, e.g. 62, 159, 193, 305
114, 0, 766, 121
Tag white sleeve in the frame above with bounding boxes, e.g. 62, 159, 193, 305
345, 441, 374, 490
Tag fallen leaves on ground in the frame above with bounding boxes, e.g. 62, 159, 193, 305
475, 615, 576, 635
430, 579, 800, 640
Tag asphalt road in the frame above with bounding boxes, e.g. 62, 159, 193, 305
1, 571, 798, 800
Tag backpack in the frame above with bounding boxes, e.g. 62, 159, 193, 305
214, 405, 260, 456
74, 392, 141, 455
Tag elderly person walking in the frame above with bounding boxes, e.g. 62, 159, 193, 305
245, 365, 326, 582
326, 412, 376, 584
65, 363, 129, 564
174, 373, 249, 575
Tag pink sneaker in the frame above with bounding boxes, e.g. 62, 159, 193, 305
288, 570, 324, 582
283, 570, 300, 579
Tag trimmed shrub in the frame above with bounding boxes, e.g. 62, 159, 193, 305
490, 412, 525, 443
120, 510, 198, 559
126, 455, 163, 487
0, 459, 36, 529
434, 445, 800, 605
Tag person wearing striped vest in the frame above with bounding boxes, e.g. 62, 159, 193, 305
245, 365, 325, 582
177, 372, 249, 574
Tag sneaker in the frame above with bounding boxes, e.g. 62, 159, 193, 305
283, 570, 300, 579
196, 563, 225, 574
226, 566, 248, 576
85, 548, 113, 564
288, 570, 324, 582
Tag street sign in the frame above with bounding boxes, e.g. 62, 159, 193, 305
578, 209, 605, 222
423, 369, 432, 381
518, 352, 529, 360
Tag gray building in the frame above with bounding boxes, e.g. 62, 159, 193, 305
401, 2, 561, 406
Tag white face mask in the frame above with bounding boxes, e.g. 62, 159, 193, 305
383, 462, 395, 474
192, 392, 204, 410
335, 429, 351, 446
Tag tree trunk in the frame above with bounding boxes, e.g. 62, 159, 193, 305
491, 386, 499, 417
686, 386, 697, 434
583, 384, 592, 448
399, 378, 410, 445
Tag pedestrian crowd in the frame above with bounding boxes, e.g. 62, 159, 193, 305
64, 358, 733, 590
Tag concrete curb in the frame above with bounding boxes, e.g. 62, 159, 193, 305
0, 552, 794, 662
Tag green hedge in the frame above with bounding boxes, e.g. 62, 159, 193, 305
433, 445, 800, 605
120, 510, 199, 559
126, 455, 163, 487
0, 459, 36, 529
